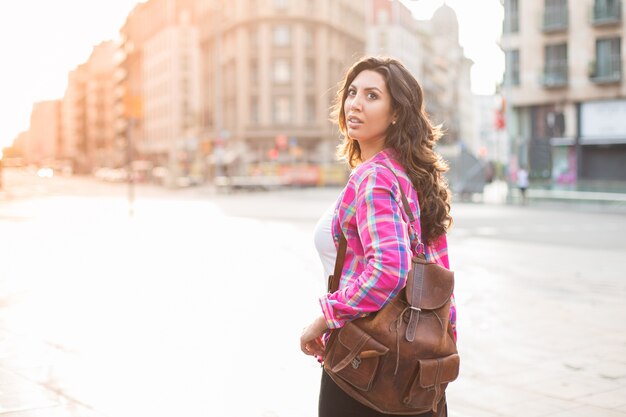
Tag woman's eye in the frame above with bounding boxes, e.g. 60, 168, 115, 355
347, 89, 356, 96
368, 92, 378, 100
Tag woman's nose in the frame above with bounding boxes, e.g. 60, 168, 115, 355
349, 95, 362, 111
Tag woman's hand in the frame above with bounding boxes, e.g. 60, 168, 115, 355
300, 315, 328, 357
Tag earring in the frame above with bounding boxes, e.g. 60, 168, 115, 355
392, 120, 396, 125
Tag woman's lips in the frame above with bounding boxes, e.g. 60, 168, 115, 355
347, 116, 363, 128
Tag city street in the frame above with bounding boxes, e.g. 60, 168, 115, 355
1, 168, 625, 417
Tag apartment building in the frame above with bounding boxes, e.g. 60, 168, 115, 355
501, 0, 626, 186
117, 0, 200, 181
84, 41, 117, 169
62, 66, 87, 170
366, 1, 475, 147
27, 100, 62, 164
428, 4, 475, 147
198, 0, 366, 176
60, 41, 117, 173
110, 0, 476, 184
366, 0, 426, 82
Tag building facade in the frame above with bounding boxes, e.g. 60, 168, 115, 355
198, 0, 366, 179
366, 1, 475, 148
60, 42, 117, 173
62, 66, 87, 171
366, 0, 426, 82
143, 8, 202, 184
473, 94, 508, 165
501, 0, 626, 187
117, 0, 200, 184
27, 100, 62, 164
84, 41, 117, 170
14, 0, 487, 186
428, 4, 475, 147
364, 2, 479, 192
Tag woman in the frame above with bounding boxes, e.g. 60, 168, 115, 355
301, 57, 455, 417
517, 166, 529, 204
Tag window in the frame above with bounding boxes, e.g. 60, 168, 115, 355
273, 25, 290, 46
274, 0, 288, 10
224, 61, 236, 95
181, 99, 190, 130
225, 99, 236, 128
305, 59, 315, 85
181, 76, 189, 95
305, 96, 316, 122
250, 96, 259, 124
503, 0, 519, 33
306, 0, 316, 15
505, 50, 520, 86
592, 37, 622, 82
377, 9, 389, 25
378, 31, 387, 51
593, 0, 622, 24
249, 25, 259, 49
273, 58, 291, 84
248, 0, 257, 16
543, 0, 568, 32
273, 97, 291, 124
304, 27, 315, 49
250, 59, 259, 85
543, 43, 568, 87
223, 1, 234, 18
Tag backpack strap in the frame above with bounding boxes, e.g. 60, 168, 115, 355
328, 236, 347, 293
375, 163, 428, 343
375, 163, 424, 256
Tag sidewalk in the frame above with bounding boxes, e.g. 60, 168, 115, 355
1, 178, 625, 417
0, 327, 103, 417
481, 180, 626, 212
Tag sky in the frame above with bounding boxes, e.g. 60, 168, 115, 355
403, 0, 505, 94
0, 0, 504, 149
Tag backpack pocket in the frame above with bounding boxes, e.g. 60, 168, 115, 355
403, 353, 460, 409
327, 322, 389, 391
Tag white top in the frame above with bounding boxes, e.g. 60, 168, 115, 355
517, 169, 529, 188
314, 201, 338, 278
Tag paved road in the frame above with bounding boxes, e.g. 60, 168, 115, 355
0, 170, 625, 417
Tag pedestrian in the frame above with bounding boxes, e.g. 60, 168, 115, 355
301, 57, 456, 417
517, 166, 529, 204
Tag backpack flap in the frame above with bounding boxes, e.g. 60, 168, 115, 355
405, 259, 454, 342
328, 322, 389, 391
403, 353, 460, 411
407, 258, 454, 310
418, 354, 460, 388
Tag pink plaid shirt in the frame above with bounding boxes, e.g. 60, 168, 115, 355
319, 149, 456, 339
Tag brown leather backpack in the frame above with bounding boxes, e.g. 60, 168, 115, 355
323, 167, 459, 415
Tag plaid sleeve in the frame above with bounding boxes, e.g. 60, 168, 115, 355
319, 167, 412, 329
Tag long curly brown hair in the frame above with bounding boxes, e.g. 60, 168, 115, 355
332, 56, 452, 244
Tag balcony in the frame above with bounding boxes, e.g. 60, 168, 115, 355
543, 9, 569, 32
503, 16, 519, 34
589, 59, 622, 84
592, 1, 622, 25
541, 71, 568, 88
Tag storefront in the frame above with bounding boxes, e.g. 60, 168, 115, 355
579, 99, 626, 182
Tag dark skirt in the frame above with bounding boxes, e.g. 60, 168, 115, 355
319, 370, 447, 417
